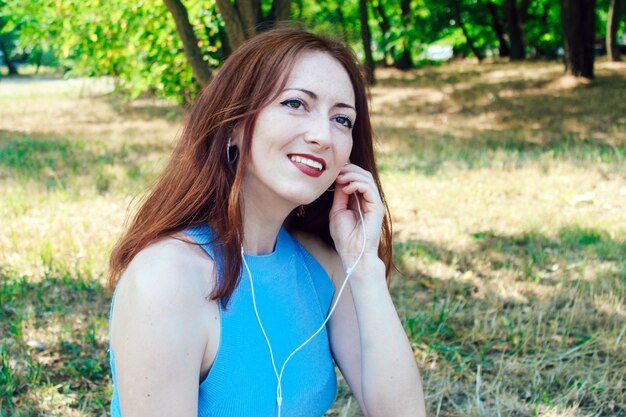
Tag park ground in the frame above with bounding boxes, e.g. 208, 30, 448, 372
0, 59, 625, 416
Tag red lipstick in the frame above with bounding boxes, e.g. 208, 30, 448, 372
288, 154, 326, 178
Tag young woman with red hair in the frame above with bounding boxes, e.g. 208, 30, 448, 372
107, 28, 425, 417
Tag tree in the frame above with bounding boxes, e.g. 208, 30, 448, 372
358, 0, 375, 83
164, 0, 213, 87
0, 0, 19, 75
506, 0, 526, 59
522, 0, 563, 57
372, 0, 395, 64
606, 0, 622, 61
216, 0, 291, 50
453, 0, 485, 61
0, 36, 18, 75
395, 0, 413, 69
562, 0, 596, 78
486, 1, 510, 57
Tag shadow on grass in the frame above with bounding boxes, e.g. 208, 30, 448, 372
0, 272, 112, 416
395, 225, 624, 291
391, 225, 625, 416
470, 227, 625, 275
0, 129, 168, 190
377, 126, 625, 174
453, 72, 626, 134
104, 95, 184, 122
377, 64, 488, 88
375, 62, 625, 177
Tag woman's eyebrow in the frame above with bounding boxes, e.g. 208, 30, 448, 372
283, 87, 356, 111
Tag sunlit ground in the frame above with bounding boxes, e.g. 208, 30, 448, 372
1, 58, 625, 416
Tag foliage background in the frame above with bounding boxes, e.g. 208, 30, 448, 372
1, 0, 625, 416
3, 0, 624, 102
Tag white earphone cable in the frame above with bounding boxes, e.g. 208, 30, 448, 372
241, 193, 367, 417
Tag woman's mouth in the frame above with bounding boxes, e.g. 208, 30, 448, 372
288, 154, 326, 178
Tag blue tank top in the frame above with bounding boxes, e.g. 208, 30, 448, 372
109, 225, 338, 416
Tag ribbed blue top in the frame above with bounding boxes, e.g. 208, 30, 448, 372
109, 225, 337, 417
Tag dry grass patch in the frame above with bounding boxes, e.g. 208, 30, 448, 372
1, 59, 625, 416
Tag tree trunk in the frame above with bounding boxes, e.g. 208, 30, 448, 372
216, 0, 291, 48
519, 0, 530, 22
268, 0, 291, 24
395, 47, 413, 69
562, 0, 596, 78
0, 38, 19, 75
34, 48, 42, 74
373, 0, 395, 64
506, 0, 526, 60
163, 0, 213, 87
217, 23, 233, 58
607, 0, 622, 61
237, 0, 258, 37
216, 0, 247, 49
395, 0, 413, 69
487, 1, 510, 57
454, 0, 484, 61
359, 0, 375, 84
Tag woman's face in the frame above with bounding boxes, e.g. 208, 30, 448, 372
237, 50, 356, 210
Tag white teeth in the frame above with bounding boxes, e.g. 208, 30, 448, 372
290, 155, 323, 171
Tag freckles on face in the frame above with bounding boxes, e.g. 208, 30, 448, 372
281, 52, 355, 150
241, 51, 358, 206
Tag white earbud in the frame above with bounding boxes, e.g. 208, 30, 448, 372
241, 193, 367, 417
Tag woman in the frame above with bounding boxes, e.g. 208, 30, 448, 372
108, 28, 425, 417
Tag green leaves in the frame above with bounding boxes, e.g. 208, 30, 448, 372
3, 0, 622, 99
5, 0, 223, 102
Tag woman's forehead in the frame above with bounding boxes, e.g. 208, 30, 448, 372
283, 51, 356, 107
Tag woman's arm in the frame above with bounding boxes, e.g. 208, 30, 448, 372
327, 254, 425, 417
326, 164, 426, 417
110, 238, 217, 417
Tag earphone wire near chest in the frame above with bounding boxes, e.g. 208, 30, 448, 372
241, 193, 367, 417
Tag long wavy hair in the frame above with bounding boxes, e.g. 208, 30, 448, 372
108, 27, 393, 307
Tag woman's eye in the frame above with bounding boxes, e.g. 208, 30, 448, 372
280, 99, 304, 110
335, 115, 353, 129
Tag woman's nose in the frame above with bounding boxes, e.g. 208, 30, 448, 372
304, 115, 332, 148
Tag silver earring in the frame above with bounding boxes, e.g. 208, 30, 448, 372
226, 138, 238, 164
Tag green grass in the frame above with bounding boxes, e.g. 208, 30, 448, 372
0, 273, 110, 416
0, 131, 159, 194
1, 59, 625, 416
392, 227, 625, 415
377, 133, 626, 175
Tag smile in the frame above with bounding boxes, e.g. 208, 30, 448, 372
288, 154, 326, 178
289, 155, 325, 171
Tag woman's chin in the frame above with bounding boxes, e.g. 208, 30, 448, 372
279, 187, 327, 207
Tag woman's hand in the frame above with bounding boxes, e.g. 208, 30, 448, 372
328, 163, 385, 271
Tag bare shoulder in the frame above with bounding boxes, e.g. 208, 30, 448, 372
292, 231, 342, 283
110, 234, 218, 415
111, 234, 217, 346
119, 235, 215, 301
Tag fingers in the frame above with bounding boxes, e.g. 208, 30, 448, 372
330, 180, 350, 210
335, 166, 381, 204
332, 169, 383, 225
337, 163, 373, 181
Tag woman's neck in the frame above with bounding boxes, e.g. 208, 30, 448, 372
240, 195, 294, 256
241, 222, 282, 255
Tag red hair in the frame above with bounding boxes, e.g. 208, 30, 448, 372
108, 27, 393, 307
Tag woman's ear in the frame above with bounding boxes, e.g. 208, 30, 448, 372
230, 123, 244, 147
